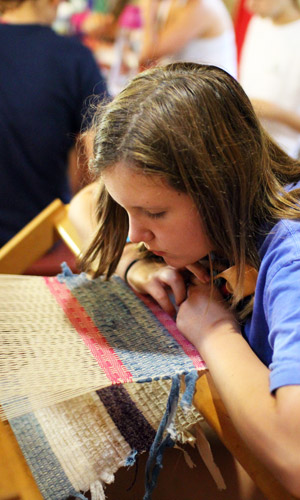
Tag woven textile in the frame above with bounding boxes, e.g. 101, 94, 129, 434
0, 267, 207, 499
1, 268, 206, 418
9, 379, 204, 500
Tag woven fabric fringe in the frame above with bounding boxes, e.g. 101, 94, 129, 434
144, 375, 180, 500
90, 480, 106, 500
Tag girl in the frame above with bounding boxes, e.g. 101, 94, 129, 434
81, 62, 300, 497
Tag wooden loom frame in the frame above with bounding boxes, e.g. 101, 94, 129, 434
0, 200, 296, 499
0, 199, 81, 275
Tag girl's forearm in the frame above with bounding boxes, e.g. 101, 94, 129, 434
252, 99, 300, 133
279, 108, 300, 133
198, 326, 300, 494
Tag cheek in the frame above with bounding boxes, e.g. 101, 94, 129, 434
175, 226, 203, 253
187, 224, 212, 254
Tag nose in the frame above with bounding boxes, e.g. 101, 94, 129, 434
128, 216, 154, 244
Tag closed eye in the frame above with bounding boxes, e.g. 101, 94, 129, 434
146, 211, 166, 219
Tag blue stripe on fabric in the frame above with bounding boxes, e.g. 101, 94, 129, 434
59, 272, 196, 380
9, 412, 80, 500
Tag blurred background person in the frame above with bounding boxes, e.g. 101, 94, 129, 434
139, 0, 237, 77
69, 1, 139, 96
239, 0, 300, 159
0, 0, 108, 247
78, 0, 129, 41
106, 2, 143, 94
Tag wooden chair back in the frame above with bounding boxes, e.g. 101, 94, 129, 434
0, 199, 81, 275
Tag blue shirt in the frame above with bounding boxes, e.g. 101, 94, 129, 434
244, 183, 300, 392
0, 24, 108, 245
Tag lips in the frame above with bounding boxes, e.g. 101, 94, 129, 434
144, 244, 166, 256
150, 250, 166, 256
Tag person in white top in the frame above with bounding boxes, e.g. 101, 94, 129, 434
239, 0, 300, 158
139, 0, 237, 78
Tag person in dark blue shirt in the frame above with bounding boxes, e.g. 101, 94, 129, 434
0, 0, 108, 246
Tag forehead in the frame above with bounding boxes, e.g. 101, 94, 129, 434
102, 163, 184, 207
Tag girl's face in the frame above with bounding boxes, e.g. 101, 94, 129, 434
102, 163, 214, 269
245, 0, 296, 18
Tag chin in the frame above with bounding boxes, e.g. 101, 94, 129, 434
163, 256, 190, 269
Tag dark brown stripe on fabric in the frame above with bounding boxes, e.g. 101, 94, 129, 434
97, 385, 156, 452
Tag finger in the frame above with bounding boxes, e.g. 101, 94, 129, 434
187, 280, 226, 306
186, 281, 211, 299
158, 269, 187, 306
186, 262, 210, 284
147, 281, 177, 317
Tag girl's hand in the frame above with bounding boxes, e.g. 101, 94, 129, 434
126, 260, 187, 316
185, 261, 211, 284
176, 282, 240, 354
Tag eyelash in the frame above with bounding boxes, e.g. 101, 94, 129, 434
146, 211, 166, 219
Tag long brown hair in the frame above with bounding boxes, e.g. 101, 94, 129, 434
81, 62, 300, 306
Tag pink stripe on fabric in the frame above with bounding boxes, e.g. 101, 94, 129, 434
138, 293, 206, 371
43, 277, 133, 384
